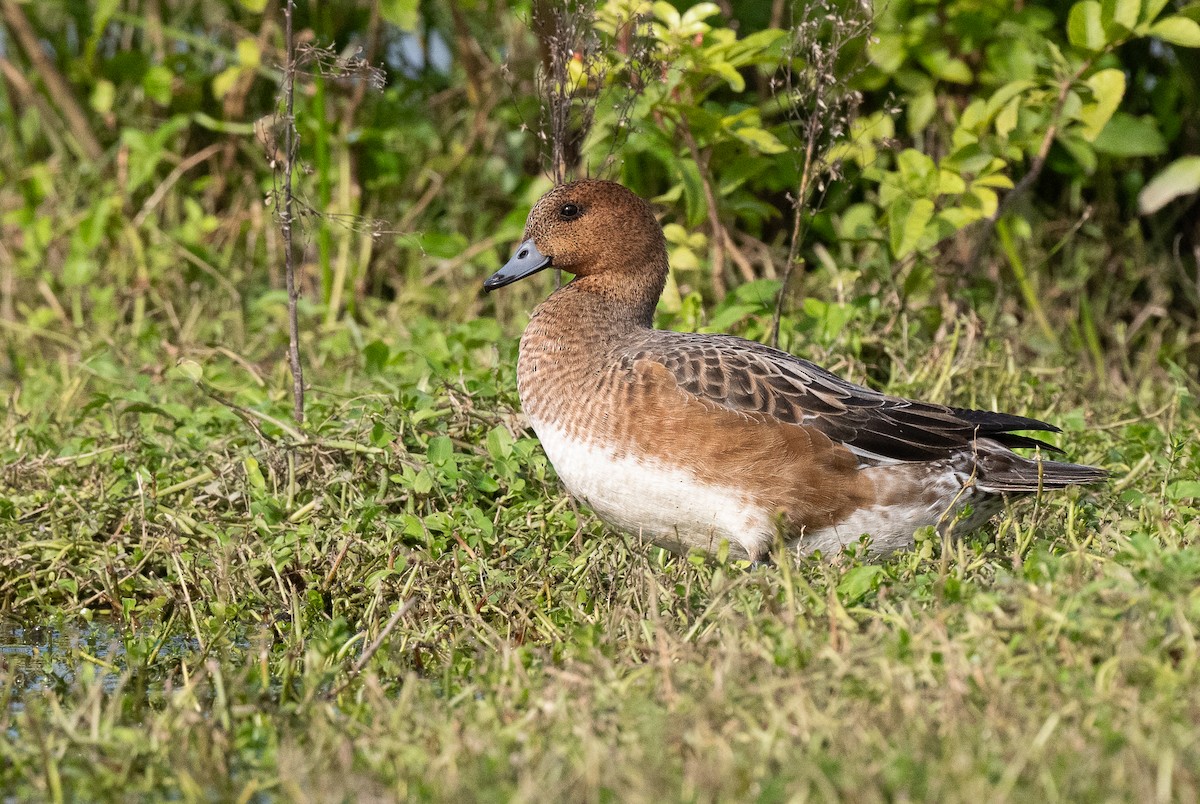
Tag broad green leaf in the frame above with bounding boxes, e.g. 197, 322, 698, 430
907, 91, 936, 135
238, 0, 268, 11
1068, 1, 1107, 50
995, 95, 1021, 138
236, 38, 261, 69
244, 457, 266, 491
708, 61, 745, 92
944, 143, 993, 174
973, 173, 1015, 189
363, 340, 389, 374
888, 197, 935, 258
938, 207, 985, 229
1149, 15, 1200, 46
1140, 0, 1174, 24
986, 80, 1036, 117
680, 2, 721, 28
918, 49, 973, 84
652, 1, 682, 29
90, 79, 115, 115
837, 565, 885, 604
896, 149, 938, 193
212, 66, 241, 100
175, 359, 204, 383
380, 0, 419, 31
662, 223, 690, 244
970, 186, 999, 217
1057, 133, 1099, 174
1167, 480, 1200, 500
1078, 69, 1126, 140
426, 436, 453, 466
732, 126, 786, 154
1138, 156, 1200, 214
670, 245, 701, 270
486, 426, 513, 461
868, 32, 906, 73
958, 98, 989, 133
838, 203, 878, 240
143, 66, 173, 105
1092, 113, 1167, 156
936, 170, 967, 194
1101, 0, 1139, 32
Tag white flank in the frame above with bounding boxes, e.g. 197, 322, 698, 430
531, 417, 773, 559
802, 506, 934, 556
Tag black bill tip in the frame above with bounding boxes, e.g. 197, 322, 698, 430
484, 239, 552, 292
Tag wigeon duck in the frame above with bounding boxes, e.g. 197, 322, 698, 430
485, 180, 1106, 560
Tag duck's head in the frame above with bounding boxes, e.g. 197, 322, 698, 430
483, 180, 668, 294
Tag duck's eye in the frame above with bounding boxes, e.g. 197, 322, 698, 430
559, 203, 581, 220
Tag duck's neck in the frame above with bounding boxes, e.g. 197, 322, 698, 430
546, 263, 667, 331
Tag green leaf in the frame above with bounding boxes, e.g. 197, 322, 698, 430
838, 204, 878, 240
486, 426, 513, 461
1140, 0, 1174, 24
1149, 15, 1200, 46
680, 2, 721, 28
1138, 156, 1200, 214
868, 32, 906, 73
888, 197, 935, 258
426, 436, 453, 466
1078, 69, 1126, 140
381, 0, 419, 31
837, 565, 884, 604
143, 66, 173, 105
1101, 0, 1140, 32
937, 169, 967, 194
363, 340, 389, 374
90, 79, 115, 115
708, 61, 745, 92
244, 456, 266, 491
1057, 133, 1099, 174
995, 95, 1021, 138
1167, 480, 1200, 500
896, 149, 938, 194
732, 126, 786, 154
918, 49, 973, 83
652, 1, 681, 29
1068, 1, 1107, 50
986, 80, 1036, 117
907, 91, 936, 134
174, 359, 204, 383
1092, 113, 1167, 156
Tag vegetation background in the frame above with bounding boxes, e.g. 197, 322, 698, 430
1, 0, 1199, 799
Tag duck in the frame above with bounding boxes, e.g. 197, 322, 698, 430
484, 179, 1106, 561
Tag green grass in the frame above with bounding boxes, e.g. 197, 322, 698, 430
1, 285, 1198, 801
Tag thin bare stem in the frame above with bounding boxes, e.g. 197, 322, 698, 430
768, 0, 870, 346
282, 0, 305, 423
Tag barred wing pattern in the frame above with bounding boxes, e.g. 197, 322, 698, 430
630, 331, 1063, 464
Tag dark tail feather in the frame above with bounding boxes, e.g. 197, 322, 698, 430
950, 407, 1067, 454
977, 453, 1109, 493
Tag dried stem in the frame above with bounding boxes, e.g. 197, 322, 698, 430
769, 0, 870, 346
282, 0, 305, 423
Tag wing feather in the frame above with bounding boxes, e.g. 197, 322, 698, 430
630, 331, 1063, 463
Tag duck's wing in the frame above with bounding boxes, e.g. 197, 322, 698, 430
629, 331, 1064, 463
